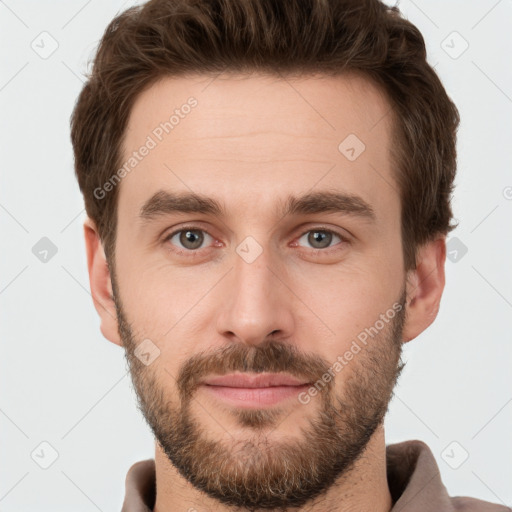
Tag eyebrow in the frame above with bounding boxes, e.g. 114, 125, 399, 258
138, 189, 376, 225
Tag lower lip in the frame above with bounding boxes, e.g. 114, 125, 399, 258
200, 384, 310, 408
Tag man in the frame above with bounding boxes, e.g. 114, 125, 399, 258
70, 0, 509, 510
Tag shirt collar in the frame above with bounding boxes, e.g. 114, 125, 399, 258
387, 439, 453, 511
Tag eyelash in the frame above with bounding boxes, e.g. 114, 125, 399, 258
163, 225, 350, 257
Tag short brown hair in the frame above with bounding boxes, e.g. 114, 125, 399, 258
70, 0, 460, 272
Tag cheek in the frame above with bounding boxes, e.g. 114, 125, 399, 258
116, 262, 219, 356
289, 257, 401, 349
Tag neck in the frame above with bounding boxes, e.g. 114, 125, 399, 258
153, 425, 393, 512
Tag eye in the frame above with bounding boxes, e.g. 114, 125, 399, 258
162, 225, 349, 257
295, 228, 348, 251
164, 227, 215, 254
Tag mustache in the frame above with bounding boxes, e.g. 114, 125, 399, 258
176, 339, 333, 400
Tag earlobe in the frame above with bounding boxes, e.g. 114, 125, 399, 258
83, 217, 122, 347
402, 237, 446, 343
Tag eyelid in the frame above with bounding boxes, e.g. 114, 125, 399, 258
297, 224, 351, 242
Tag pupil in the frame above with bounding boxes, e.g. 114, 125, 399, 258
182, 230, 202, 249
310, 231, 331, 248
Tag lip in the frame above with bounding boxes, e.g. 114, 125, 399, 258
200, 373, 311, 408
201, 373, 310, 388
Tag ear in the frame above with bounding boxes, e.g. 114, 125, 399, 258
83, 217, 122, 347
402, 237, 446, 343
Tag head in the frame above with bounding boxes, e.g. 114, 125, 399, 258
73, 0, 459, 509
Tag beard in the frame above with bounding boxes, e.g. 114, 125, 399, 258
113, 274, 407, 511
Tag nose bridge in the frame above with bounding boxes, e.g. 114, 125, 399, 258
234, 237, 276, 302
216, 235, 293, 344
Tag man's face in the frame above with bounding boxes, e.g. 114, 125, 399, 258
112, 72, 407, 508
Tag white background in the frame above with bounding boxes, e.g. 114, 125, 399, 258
1, 0, 511, 510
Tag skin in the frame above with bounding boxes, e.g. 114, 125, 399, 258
84, 72, 446, 511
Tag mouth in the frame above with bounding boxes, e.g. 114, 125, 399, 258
199, 373, 312, 408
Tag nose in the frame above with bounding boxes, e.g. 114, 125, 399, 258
215, 240, 295, 347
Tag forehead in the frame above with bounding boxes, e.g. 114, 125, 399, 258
118, 71, 398, 227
